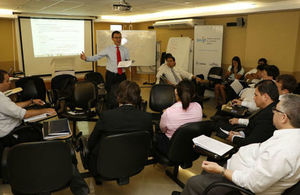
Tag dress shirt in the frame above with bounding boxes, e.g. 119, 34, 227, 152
86, 45, 129, 73
227, 65, 245, 81
156, 63, 193, 85
239, 88, 259, 112
227, 128, 300, 195
0, 92, 26, 137
160, 102, 202, 139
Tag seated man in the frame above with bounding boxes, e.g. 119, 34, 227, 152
232, 64, 280, 112
244, 58, 267, 84
156, 54, 206, 104
276, 74, 298, 97
173, 93, 300, 195
87, 80, 153, 175
156, 54, 203, 85
226, 80, 279, 147
0, 70, 56, 146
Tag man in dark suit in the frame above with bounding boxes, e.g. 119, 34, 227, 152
87, 80, 152, 175
226, 80, 279, 147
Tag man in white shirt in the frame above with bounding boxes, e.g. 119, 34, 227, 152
173, 93, 300, 195
80, 31, 130, 92
156, 55, 202, 85
0, 70, 56, 144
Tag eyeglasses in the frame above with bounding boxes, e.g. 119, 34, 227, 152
272, 106, 290, 119
113, 37, 122, 39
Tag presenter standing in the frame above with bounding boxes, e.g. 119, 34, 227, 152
80, 31, 129, 92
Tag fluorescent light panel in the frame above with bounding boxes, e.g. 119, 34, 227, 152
100, 2, 256, 23
0, 9, 13, 15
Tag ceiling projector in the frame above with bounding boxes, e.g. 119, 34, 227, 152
113, 0, 132, 11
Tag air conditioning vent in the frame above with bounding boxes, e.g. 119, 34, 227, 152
153, 19, 204, 29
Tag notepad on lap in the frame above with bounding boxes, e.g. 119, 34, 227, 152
193, 135, 234, 156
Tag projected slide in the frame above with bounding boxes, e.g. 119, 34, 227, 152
31, 19, 84, 57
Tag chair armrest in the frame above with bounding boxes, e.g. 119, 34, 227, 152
203, 181, 255, 195
194, 145, 237, 162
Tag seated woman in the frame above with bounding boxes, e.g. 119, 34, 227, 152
214, 56, 244, 106
156, 79, 203, 155
87, 80, 152, 175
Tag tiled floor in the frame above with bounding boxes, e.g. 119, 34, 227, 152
0, 84, 217, 195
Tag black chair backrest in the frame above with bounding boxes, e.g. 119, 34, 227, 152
73, 81, 97, 109
5, 141, 73, 194
207, 67, 223, 81
51, 74, 77, 105
97, 131, 150, 179
84, 72, 104, 85
168, 121, 212, 164
149, 84, 176, 112
15, 76, 47, 101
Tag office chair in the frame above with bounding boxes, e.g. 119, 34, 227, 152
50, 74, 78, 112
15, 76, 49, 108
80, 131, 151, 185
203, 180, 300, 195
84, 72, 106, 114
153, 121, 212, 188
207, 66, 223, 90
1, 141, 73, 195
149, 84, 176, 129
59, 81, 97, 135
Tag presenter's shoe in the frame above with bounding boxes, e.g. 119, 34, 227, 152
172, 191, 181, 195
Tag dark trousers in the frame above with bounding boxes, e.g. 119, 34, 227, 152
105, 70, 126, 92
0, 123, 43, 148
181, 171, 237, 195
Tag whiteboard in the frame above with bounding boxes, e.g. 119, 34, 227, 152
166, 37, 193, 73
96, 30, 156, 67
194, 25, 223, 79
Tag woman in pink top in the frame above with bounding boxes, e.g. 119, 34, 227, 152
156, 79, 203, 154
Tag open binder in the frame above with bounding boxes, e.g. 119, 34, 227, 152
43, 118, 72, 140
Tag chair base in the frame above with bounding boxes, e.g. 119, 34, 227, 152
165, 166, 185, 189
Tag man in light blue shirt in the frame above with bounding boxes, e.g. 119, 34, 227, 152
80, 31, 130, 92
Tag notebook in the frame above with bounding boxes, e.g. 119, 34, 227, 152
4, 87, 23, 96
43, 118, 71, 140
